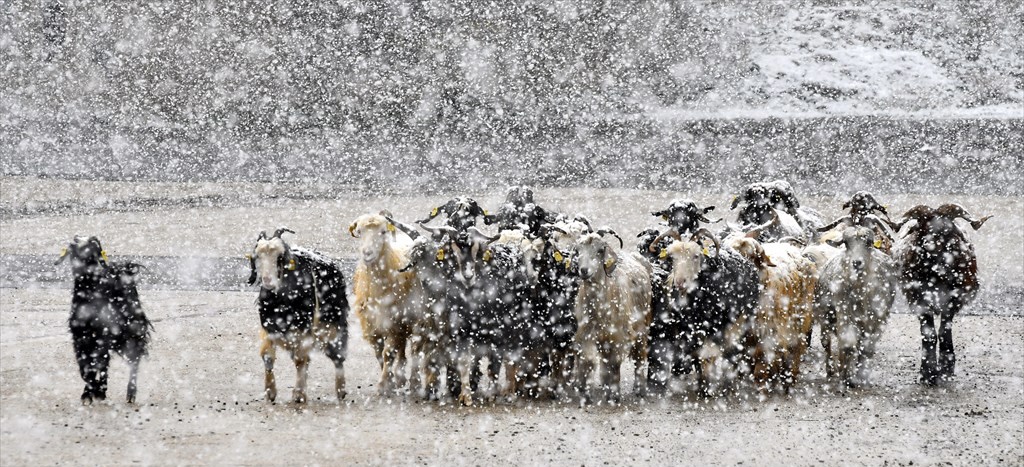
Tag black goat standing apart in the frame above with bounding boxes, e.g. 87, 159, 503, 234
58, 236, 151, 404
897, 204, 991, 385
249, 228, 349, 403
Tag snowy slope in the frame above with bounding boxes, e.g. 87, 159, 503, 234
653, 4, 1024, 118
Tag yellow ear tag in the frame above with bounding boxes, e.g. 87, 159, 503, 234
605, 258, 615, 270
553, 251, 564, 262
431, 207, 439, 217
873, 239, 883, 249
658, 249, 667, 259
100, 250, 108, 262
563, 257, 572, 269
245, 254, 252, 260
387, 223, 396, 233
288, 259, 296, 270
483, 250, 493, 262
661, 215, 668, 220
702, 247, 710, 256
484, 210, 490, 216
436, 249, 445, 261
59, 247, 67, 257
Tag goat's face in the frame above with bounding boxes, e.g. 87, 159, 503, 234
58, 236, 107, 276
445, 197, 485, 231
842, 226, 877, 275
653, 199, 714, 235
767, 180, 799, 211
253, 237, 288, 291
350, 214, 394, 264
734, 184, 774, 225
575, 234, 617, 281
664, 240, 705, 292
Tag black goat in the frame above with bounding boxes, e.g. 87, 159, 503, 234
445, 228, 531, 406
731, 180, 824, 242
57, 236, 151, 404
520, 226, 581, 399
651, 199, 717, 236
417, 196, 487, 232
818, 191, 899, 253
388, 219, 462, 401
897, 204, 991, 385
248, 228, 349, 403
645, 229, 760, 395
483, 186, 558, 237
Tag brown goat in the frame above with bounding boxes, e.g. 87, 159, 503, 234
896, 204, 991, 385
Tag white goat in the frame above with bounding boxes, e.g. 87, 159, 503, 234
727, 232, 817, 392
573, 231, 652, 403
349, 212, 424, 395
813, 226, 898, 387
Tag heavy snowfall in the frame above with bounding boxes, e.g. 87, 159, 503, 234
1, 1, 1022, 465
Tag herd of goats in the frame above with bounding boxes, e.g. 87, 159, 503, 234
57, 181, 992, 406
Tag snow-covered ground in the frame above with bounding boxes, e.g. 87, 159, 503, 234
1, 176, 1022, 464
1, 287, 1021, 465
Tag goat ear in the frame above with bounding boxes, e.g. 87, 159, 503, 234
246, 254, 257, 285
603, 249, 618, 275
760, 252, 777, 268
55, 246, 69, 265
730, 194, 742, 210
348, 222, 359, 238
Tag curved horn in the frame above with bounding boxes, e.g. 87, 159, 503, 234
466, 226, 500, 245
596, 228, 624, 249
398, 258, 420, 273
348, 223, 358, 238
745, 210, 779, 239
386, 216, 420, 240
418, 222, 458, 242
258, 230, 268, 240
690, 228, 721, 256
647, 228, 681, 253
730, 192, 744, 210
416, 199, 454, 224
272, 228, 294, 239
938, 204, 992, 231
247, 253, 258, 285
818, 214, 851, 233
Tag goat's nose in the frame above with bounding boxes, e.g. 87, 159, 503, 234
852, 260, 864, 270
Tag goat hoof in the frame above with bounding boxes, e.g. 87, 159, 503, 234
126, 395, 136, 405
458, 393, 474, 407
336, 390, 347, 401
292, 391, 307, 404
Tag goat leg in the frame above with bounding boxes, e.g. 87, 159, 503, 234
291, 347, 310, 404
918, 312, 939, 385
456, 352, 476, 407
259, 336, 277, 403
126, 359, 139, 404
938, 310, 956, 380
631, 337, 648, 398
